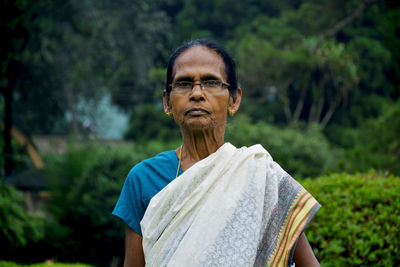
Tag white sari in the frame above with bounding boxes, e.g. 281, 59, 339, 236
141, 143, 320, 267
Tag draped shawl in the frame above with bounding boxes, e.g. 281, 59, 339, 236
141, 143, 320, 267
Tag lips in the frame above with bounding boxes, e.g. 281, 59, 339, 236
185, 108, 210, 115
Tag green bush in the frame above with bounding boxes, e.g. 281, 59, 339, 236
226, 114, 337, 178
0, 183, 44, 259
45, 145, 130, 266
2, 141, 181, 265
124, 104, 181, 143
343, 100, 400, 175
302, 172, 400, 266
44, 141, 179, 266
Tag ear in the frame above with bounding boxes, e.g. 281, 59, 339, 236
228, 88, 242, 112
163, 90, 172, 113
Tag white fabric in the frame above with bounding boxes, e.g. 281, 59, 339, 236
141, 143, 280, 267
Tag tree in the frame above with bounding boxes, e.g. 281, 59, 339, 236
1, 0, 39, 175
231, 0, 388, 128
3, 0, 173, 138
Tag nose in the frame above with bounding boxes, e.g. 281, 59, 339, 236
190, 84, 205, 102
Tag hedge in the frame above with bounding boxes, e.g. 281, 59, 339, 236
0, 183, 44, 256
302, 171, 400, 266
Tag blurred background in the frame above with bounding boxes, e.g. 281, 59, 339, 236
1, 0, 399, 266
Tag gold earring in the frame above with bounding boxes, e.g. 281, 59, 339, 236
166, 112, 173, 117
228, 109, 236, 116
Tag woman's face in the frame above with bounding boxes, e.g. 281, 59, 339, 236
164, 46, 241, 133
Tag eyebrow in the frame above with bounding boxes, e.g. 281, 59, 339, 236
200, 74, 219, 81
174, 74, 220, 82
174, 75, 193, 82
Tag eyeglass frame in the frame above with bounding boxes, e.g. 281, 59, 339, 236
168, 80, 231, 93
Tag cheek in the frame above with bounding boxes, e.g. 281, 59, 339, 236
169, 96, 182, 112
213, 95, 230, 114
215, 105, 228, 117
170, 97, 187, 123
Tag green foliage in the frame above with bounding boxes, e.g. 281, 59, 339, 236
303, 172, 400, 266
124, 104, 181, 142
6, 0, 173, 135
44, 141, 178, 266
0, 183, 44, 258
347, 36, 391, 93
45, 145, 128, 265
341, 100, 400, 175
226, 114, 336, 178
233, 26, 359, 127
172, 0, 289, 41
3, 0, 399, 141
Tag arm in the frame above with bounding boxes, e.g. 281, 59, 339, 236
293, 233, 320, 267
124, 226, 145, 267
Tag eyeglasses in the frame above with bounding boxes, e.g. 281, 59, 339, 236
169, 80, 230, 94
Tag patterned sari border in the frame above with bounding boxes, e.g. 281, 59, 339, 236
281, 205, 314, 266
267, 189, 317, 267
272, 191, 311, 266
265, 189, 305, 266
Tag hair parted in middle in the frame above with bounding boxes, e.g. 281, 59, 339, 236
165, 38, 239, 97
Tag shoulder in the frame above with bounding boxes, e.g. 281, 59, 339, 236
269, 160, 302, 190
127, 150, 175, 178
257, 146, 306, 198
266, 155, 321, 219
125, 150, 177, 186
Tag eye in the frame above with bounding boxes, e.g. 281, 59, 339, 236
203, 80, 221, 87
174, 81, 192, 88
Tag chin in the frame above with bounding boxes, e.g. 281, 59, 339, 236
181, 117, 225, 132
183, 122, 212, 131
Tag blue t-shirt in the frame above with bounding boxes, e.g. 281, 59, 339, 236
112, 150, 182, 236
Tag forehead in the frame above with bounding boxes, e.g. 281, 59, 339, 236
172, 46, 226, 80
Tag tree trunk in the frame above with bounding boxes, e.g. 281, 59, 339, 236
277, 81, 293, 124
278, 94, 292, 124
320, 94, 341, 129
315, 97, 325, 124
308, 96, 325, 125
290, 88, 307, 126
320, 105, 336, 129
308, 74, 328, 125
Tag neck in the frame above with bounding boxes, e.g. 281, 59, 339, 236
178, 126, 225, 171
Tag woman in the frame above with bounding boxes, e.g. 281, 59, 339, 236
113, 39, 320, 267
